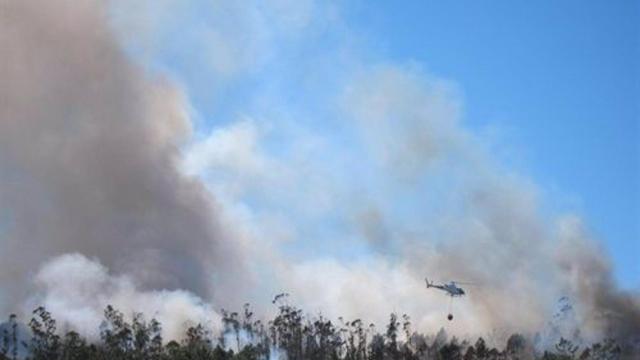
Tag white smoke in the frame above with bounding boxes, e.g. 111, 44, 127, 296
27, 254, 220, 342
185, 64, 640, 342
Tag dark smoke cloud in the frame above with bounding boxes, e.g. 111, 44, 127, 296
555, 219, 640, 343
0, 0, 250, 312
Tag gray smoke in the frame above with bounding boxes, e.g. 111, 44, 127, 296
260, 65, 640, 344
0, 0, 250, 314
339, 66, 640, 343
554, 219, 640, 343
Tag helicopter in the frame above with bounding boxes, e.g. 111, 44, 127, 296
425, 278, 475, 321
425, 278, 466, 297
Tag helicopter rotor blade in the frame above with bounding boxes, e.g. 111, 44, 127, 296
451, 281, 479, 286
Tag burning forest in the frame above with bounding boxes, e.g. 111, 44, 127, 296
0, 297, 634, 359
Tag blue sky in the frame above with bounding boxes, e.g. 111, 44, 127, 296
111, 0, 639, 288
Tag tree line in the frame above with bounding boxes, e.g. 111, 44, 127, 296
0, 294, 628, 360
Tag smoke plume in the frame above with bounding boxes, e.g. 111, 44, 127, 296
0, 0, 250, 317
